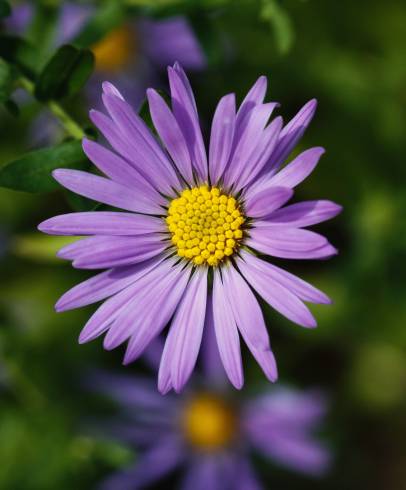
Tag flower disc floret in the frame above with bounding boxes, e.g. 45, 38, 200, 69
166, 185, 245, 266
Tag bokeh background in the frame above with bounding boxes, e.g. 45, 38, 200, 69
1, 0, 405, 489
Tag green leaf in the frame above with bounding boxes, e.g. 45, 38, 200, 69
0, 58, 17, 102
0, 1, 11, 18
35, 45, 95, 101
12, 234, 79, 263
3, 98, 19, 117
0, 35, 38, 78
0, 141, 89, 193
261, 0, 294, 55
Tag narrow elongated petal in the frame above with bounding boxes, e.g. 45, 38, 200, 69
266, 99, 317, 173
39, 212, 164, 236
102, 81, 124, 99
61, 236, 167, 269
247, 233, 337, 260
237, 257, 317, 327
235, 116, 283, 191
212, 269, 244, 388
122, 266, 192, 364
147, 88, 194, 184
259, 200, 343, 227
235, 76, 268, 136
168, 268, 207, 392
209, 93, 236, 184
181, 457, 224, 490
245, 187, 293, 218
240, 251, 331, 304
249, 227, 328, 253
56, 255, 165, 312
222, 266, 278, 382
79, 258, 176, 343
104, 263, 189, 353
100, 438, 185, 490
224, 103, 278, 188
102, 93, 180, 193
82, 138, 165, 205
268, 147, 325, 188
168, 65, 208, 181
52, 169, 162, 215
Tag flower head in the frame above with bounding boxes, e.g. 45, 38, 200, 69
39, 63, 342, 392
88, 360, 331, 489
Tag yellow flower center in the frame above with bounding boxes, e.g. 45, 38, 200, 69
166, 186, 245, 267
183, 394, 236, 451
91, 25, 134, 72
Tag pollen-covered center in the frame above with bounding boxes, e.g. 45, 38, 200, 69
166, 186, 245, 266
183, 394, 236, 451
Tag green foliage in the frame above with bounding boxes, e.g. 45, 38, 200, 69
0, 0, 10, 18
0, 35, 38, 78
261, 0, 294, 54
0, 58, 17, 102
0, 141, 89, 193
35, 45, 95, 101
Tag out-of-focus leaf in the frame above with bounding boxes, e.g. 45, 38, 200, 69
0, 141, 89, 193
72, 0, 124, 47
0, 35, 38, 78
12, 234, 79, 263
0, 58, 17, 102
261, 0, 294, 54
3, 98, 19, 117
0, 1, 11, 18
26, 4, 59, 67
35, 45, 95, 101
64, 190, 98, 212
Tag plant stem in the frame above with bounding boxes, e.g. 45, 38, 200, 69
19, 77, 85, 140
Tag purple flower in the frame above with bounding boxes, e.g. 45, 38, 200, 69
88, 351, 331, 490
39, 63, 342, 393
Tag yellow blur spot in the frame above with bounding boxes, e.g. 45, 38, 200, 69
166, 186, 245, 266
183, 394, 236, 451
92, 25, 134, 72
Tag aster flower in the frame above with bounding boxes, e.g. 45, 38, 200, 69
39, 63, 342, 392
88, 339, 331, 490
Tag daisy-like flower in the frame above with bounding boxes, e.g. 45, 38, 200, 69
39, 63, 342, 392
88, 339, 331, 490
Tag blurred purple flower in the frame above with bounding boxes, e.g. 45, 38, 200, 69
39, 64, 342, 392
4, 2, 206, 143
89, 339, 331, 489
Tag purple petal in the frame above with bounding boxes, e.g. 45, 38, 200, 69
267, 147, 325, 188
224, 103, 279, 189
244, 186, 293, 218
247, 232, 337, 260
235, 116, 283, 191
248, 227, 328, 254
147, 88, 194, 184
233, 457, 263, 490
235, 76, 268, 136
100, 437, 185, 490
259, 200, 343, 227
209, 93, 236, 184
139, 16, 206, 70
102, 92, 180, 194
102, 81, 124, 99
79, 257, 176, 343
168, 64, 208, 181
266, 99, 318, 173
82, 138, 165, 205
58, 235, 166, 269
103, 264, 190, 356
168, 268, 207, 392
222, 266, 278, 382
39, 211, 164, 236
212, 269, 244, 389
56, 255, 165, 312
52, 169, 162, 215
181, 456, 225, 490
237, 256, 317, 328
200, 293, 228, 385
240, 251, 331, 304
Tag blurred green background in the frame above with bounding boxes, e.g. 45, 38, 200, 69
1, 0, 406, 489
